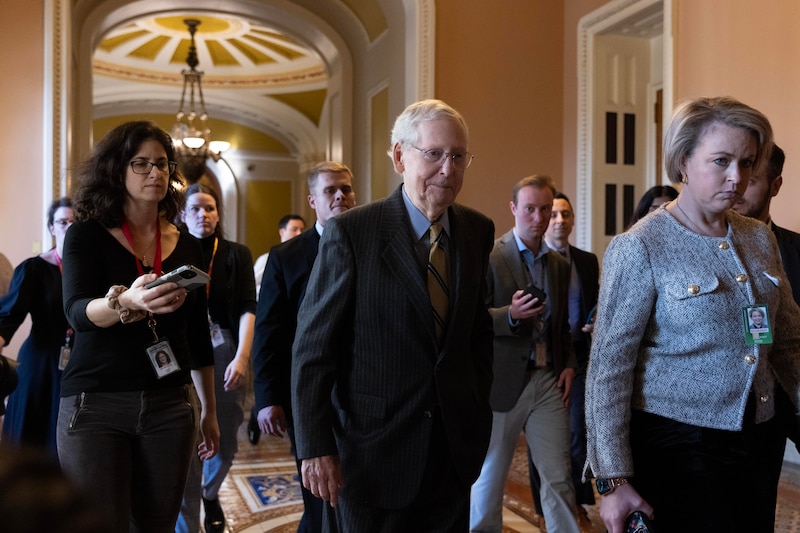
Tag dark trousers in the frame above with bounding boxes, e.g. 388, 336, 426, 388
57, 386, 197, 533
326, 410, 469, 533
629, 400, 784, 533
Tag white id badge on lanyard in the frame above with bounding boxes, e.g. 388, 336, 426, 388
145, 315, 180, 378
209, 322, 225, 348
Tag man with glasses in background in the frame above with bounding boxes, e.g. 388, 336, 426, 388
291, 99, 495, 532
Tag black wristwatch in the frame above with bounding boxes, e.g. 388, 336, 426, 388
595, 477, 629, 495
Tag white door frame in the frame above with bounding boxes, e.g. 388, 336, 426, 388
575, 0, 673, 251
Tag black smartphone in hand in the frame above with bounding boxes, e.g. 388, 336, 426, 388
521, 283, 547, 306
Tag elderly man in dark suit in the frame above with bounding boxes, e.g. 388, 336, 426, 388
251, 161, 355, 533
291, 99, 494, 532
471, 175, 580, 533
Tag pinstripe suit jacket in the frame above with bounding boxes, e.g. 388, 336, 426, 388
486, 229, 577, 412
291, 186, 495, 508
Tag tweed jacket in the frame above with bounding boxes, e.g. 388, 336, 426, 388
585, 208, 800, 479
291, 186, 495, 508
487, 229, 577, 412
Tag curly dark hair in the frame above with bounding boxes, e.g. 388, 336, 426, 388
73, 121, 183, 227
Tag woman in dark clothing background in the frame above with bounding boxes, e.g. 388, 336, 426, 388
0, 197, 73, 453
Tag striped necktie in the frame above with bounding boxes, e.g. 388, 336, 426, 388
428, 222, 449, 343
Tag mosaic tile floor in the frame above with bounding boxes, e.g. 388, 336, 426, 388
219, 414, 800, 533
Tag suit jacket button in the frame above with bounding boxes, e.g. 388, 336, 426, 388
744, 355, 756, 365
423, 410, 433, 418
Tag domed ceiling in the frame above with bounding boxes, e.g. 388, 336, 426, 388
92, 13, 330, 153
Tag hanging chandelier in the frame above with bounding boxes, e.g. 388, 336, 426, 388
172, 19, 230, 182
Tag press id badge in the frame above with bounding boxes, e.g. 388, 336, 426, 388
743, 304, 772, 345
146, 338, 181, 378
209, 322, 225, 348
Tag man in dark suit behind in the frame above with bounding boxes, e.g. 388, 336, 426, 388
540, 192, 599, 531
733, 144, 800, 460
291, 99, 495, 532
251, 161, 355, 532
733, 144, 800, 303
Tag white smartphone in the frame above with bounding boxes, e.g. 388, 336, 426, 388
144, 264, 210, 291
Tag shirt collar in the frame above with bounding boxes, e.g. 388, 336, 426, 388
402, 184, 451, 241
513, 229, 549, 260
544, 239, 569, 257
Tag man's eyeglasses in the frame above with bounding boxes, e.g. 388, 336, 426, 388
130, 160, 178, 175
53, 219, 74, 228
412, 146, 474, 169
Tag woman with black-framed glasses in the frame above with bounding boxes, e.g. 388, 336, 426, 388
58, 120, 220, 532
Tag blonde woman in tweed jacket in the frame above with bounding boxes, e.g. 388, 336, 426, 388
585, 97, 800, 533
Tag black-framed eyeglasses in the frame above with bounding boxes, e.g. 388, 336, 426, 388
412, 146, 474, 169
130, 160, 178, 175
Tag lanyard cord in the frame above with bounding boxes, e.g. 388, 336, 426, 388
121, 219, 163, 275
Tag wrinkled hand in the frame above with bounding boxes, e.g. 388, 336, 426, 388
599, 483, 654, 533
258, 405, 287, 437
301, 455, 344, 506
123, 273, 187, 315
223, 356, 248, 391
509, 290, 547, 321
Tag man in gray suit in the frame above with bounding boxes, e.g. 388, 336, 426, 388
471, 175, 580, 533
291, 99, 495, 532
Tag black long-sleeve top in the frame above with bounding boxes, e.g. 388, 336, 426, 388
60, 220, 213, 396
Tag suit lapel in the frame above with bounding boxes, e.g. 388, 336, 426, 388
379, 190, 433, 336
301, 228, 320, 271
498, 229, 529, 289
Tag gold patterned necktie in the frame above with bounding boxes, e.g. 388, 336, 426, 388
428, 222, 449, 343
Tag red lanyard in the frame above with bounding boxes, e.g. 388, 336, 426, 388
121, 219, 162, 275
206, 237, 218, 300
54, 248, 62, 273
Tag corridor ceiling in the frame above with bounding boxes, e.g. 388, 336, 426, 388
92, 13, 329, 153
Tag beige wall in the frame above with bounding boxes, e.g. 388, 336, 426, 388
674, 0, 800, 231
1, 0, 44, 266
0, 0, 44, 357
435, 1, 565, 233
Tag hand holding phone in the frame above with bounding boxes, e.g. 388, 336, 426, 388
521, 283, 547, 307
144, 265, 210, 292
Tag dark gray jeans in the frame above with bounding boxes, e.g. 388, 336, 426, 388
57, 386, 197, 533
